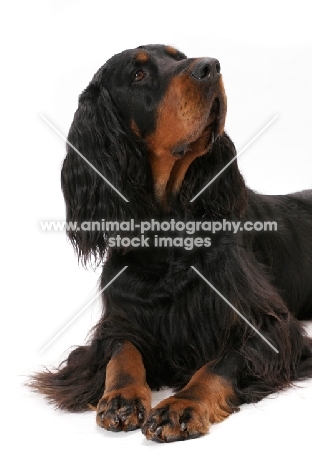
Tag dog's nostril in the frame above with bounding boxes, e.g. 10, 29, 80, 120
192, 63, 211, 80
201, 64, 211, 79
191, 58, 221, 81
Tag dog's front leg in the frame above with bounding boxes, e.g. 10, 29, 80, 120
96, 341, 151, 432
142, 357, 239, 443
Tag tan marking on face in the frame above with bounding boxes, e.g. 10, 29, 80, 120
165, 45, 178, 56
135, 51, 149, 62
146, 74, 227, 205
166, 126, 213, 195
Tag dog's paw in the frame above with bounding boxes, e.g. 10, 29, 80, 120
96, 385, 151, 432
142, 396, 210, 443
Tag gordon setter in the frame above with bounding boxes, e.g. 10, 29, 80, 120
32, 44, 312, 442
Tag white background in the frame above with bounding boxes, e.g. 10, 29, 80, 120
2, 1, 312, 466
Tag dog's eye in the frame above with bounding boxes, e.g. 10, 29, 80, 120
133, 70, 146, 82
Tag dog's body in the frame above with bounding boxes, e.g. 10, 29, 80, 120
32, 45, 312, 442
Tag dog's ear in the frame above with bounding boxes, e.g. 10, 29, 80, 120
61, 80, 154, 264
207, 133, 248, 218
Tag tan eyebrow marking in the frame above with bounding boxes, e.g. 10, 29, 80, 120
135, 51, 149, 62
165, 45, 178, 56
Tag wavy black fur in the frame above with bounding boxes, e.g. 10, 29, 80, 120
30, 45, 312, 412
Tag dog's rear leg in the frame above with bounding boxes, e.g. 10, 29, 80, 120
96, 341, 151, 432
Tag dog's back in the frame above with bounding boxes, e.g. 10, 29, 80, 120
246, 189, 312, 319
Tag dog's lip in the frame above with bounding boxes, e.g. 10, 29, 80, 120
200, 74, 226, 135
201, 93, 223, 139
209, 97, 223, 139
207, 97, 220, 126
171, 97, 221, 157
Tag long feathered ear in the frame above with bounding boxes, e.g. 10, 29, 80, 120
61, 81, 154, 264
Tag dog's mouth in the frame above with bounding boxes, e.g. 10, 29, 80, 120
171, 97, 222, 158
208, 97, 222, 141
147, 73, 227, 205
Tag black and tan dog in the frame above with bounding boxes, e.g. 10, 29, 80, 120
31, 45, 312, 442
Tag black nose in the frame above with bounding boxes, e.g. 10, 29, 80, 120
191, 58, 221, 81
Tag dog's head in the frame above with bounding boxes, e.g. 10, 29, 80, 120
100, 44, 227, 200
61, 45, 245, 262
